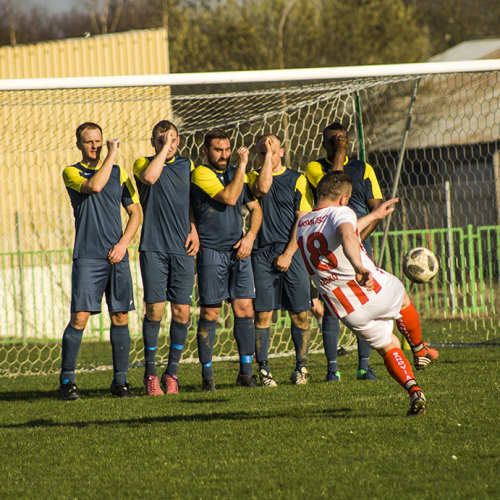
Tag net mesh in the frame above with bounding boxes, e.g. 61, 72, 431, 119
1, 70, 500, 375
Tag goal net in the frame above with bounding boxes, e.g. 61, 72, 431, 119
1, 61, 500, 375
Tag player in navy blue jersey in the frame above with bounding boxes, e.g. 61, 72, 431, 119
247, 135, 314, 386
60, 122, 141, 400
306, 122, 384, 382
191, 129, 262, 391
134, 120, 199, 396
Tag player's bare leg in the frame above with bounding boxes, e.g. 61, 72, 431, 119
160, 303, 190, 395
289, 311, 311, 385
310, 297, 324, 330
396, 291, 439, 370
232, 299, 258, 388
142, 302, 166, 396
376, 333, 426, 416
254, 310, 277, 387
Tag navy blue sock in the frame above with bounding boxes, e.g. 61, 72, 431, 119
323, 314, 340, 373
358, 338, 371, 371
291, 325, 311, 371
60, 324, 84, 384
197, 317, 217, 379
143, 315, 161, 377
234, 317, 254, 376
166, 320, 188, 376
110, 323, 131, 385
255, 326, 271, 373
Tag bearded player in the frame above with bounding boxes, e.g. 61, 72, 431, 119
297, 171, 439, 416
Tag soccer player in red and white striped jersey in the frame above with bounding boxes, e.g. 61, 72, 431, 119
297, 171, 438, 416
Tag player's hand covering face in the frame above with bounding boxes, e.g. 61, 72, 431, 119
153, 130, 179, 160
323, 129, 348, 160
206, 138, 232, 171
257, 136, 283, 168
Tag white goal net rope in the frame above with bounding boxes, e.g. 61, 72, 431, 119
1, 63, 500, 375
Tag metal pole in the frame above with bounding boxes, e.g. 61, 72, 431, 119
445, 181, 457, 314
377, 78, 420, 268
354, 91, 366, 162
493, 150, 500, 226
15, 212, 27, 345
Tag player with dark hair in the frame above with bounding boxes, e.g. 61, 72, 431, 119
306, 122, 383, 382
191, 128, 263, 390
59, 122, 141, 400
297, 171, 439, 416
134, 120, 199, 396
247, 134, 314, 386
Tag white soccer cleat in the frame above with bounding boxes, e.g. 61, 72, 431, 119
259, 369, 278, 387
290, 366, 311, 385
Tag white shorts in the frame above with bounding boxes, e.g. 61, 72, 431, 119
340, 273, 405, 350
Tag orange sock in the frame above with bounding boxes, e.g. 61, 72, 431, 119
396, 303, 425, 355
384, 348, 421, 395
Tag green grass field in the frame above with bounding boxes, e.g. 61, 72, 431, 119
0, 348, 499, 499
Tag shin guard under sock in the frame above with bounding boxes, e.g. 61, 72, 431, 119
255, 327, 271, 372
110, 323, 131, 385
60, 324, 84, 384
291, 325, 311, 371
322, 314, 339, 373
396, 303, 425, 355
234, 317, 255, 376
166, 320, 189, 376
383, 348, 421, 395
143, 315, 161, 377
197, 317, 217, 379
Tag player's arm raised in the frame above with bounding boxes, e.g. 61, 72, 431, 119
250, 137, 274, 196
213, 147, 249, 206
357, 198, 398, 234
80, 139, 119, 194
336, 222, 374, 290
234, 199, 262, 259
107, 202, 142, 265
138, 130, 179, 185
331, 133, 349, 172
359, 198, 384, 242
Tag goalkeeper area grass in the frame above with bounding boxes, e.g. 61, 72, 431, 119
0, 348, 498, 499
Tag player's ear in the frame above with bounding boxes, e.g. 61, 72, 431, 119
279, 147, 285, 158
202, 145, 208, 157
76, 140, 82, 152
150, 137, 155, 148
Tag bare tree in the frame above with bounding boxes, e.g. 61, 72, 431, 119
85, 0, 125, 34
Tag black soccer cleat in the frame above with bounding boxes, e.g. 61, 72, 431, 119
357, 367, 379, 380
110, 381, 136, 398
202, 377, 216, 392
59, 380, 81, 401
236, 374, 258, 388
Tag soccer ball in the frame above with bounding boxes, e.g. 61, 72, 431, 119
403, 247, 439, 283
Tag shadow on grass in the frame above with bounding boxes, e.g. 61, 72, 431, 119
0, 407, 353, 429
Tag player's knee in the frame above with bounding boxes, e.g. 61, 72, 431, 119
110, 312, 128, 326
200, 306, 221, 322
146, 302, 166, 322
232, 299, 254, 318
255, 311, 272, 328
171, 303, 190, 323
290, 311, 308, 329
70, 311, 91, 329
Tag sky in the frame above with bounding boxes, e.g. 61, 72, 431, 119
20, 0, 83, 14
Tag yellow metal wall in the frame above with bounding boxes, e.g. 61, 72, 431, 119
0, 28, 169, 79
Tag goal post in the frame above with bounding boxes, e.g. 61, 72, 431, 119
1, 60, 500, 375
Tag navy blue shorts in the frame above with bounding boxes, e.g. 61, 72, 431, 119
71, 258, 135, 314
140, 252, 195, 305
196, 247, 255, 305
252, 244, 311, 313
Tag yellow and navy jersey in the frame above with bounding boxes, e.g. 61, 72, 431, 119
63, 161, 139, 260
134, 155, 194, 255
305, 156, 383, 219
247, 167, 313, 249
191, 164, 255, 251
